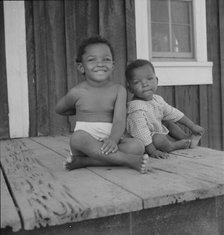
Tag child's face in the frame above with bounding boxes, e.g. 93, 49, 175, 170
78, 43, 114, 84
128, 64, 158, 101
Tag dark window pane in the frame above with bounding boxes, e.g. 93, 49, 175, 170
151, 23, 170, 52
172, 25, 191, 52
171, 0, 191, 24
151, 0, 169, 23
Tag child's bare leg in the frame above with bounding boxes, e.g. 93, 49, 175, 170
64, 149, 113, 170
65, 136, 144, 171
69, 130, 149, 173
118, 137, 145, 155
153, 134, 191, 153
163, 120, 189, 140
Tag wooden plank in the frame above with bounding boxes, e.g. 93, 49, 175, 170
199, 85, 209, 147
31, 135, 70, 159
0, 1, 9, 139
206, 0, 222, 150
125, 0, 137, 101
172, 147, 224, 169
89, 164, 224, 210
89, 147, 224, 209
99, 0, 127, 86
0, 169, 21, 231
45, 1, 70, 135
174, 85, 199, 135
25, 1, 37, 137
33, 1, 50, 135
0, 138, 142, 230
125, 0, 136, 64
148, 154, 224, 183
31, 136, 224, 208
219, 0, 224, 149
33, 136, 224, 178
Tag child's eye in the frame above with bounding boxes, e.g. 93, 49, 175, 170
104, 57, 112, 62
87, 58, 95, 62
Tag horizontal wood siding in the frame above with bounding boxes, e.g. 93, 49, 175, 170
25, 0, 224, 150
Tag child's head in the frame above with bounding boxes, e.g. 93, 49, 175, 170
125, 59, 158, 101
125, 59, 155, 82
76, 36, 115, 63
76, 36, 115, 84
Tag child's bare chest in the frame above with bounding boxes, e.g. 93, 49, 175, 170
76, 88, 116, 113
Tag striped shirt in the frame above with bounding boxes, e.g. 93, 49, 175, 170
127, 95, 184, 146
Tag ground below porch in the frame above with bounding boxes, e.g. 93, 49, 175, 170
1, 135, 224, 235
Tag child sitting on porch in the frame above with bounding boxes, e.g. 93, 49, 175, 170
55, 36, 149, 173
125, 59, 205, 159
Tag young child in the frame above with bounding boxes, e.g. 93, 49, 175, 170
125, 59, 205, 159
55, 36, 149, 173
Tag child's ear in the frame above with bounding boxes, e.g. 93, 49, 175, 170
156, 77, 159, 84
76, 62, 85, 74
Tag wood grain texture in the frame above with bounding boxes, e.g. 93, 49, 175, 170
25, 1, 37, 137
33, 1, 50, 136
0, 138, 142, 230
45, 1, 69, 135
218, 0, 224, 149
0, 169, 21, 231
99, 0, 127, 85
206, 0, 223, 150
125, 0, 136, 64
0, 1, 9, 139
89, 147, 224, 209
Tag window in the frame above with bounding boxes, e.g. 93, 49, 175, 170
151, 0, 193, 59
135, 0, 213, 86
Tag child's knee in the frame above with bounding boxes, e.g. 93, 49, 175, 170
129, 138, 145, 154
70, 130, 88, 149
136, 139, 145, 154
153, 134, 173, 153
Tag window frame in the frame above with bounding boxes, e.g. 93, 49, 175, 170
134, 0, 213, 86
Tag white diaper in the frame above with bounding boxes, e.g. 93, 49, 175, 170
74, 122, 112, 140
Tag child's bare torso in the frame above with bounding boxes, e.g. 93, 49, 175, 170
74, 81, 119, 122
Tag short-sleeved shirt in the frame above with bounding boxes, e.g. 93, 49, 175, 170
126, 94, 184, 146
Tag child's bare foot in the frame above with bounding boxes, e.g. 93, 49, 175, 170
173, 139, 191, 150
190, 135, 202, 148
126, 154, 149, 173
64, 155, 87, 170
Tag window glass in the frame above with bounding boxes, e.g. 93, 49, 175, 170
151, 0, 193, 58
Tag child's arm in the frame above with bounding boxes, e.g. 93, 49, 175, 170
100, 85, 127, 155
55, 89, 77, 116
110, 85, 127, 141
177, 115, 205, 135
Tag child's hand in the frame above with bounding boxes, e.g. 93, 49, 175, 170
191, 124, 205, 136
100, 138, 118, 155
150, 150, 169, 159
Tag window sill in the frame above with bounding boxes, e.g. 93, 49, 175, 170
152, 61, 213, 86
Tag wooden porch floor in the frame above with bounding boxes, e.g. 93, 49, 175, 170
1, 135, 224, 234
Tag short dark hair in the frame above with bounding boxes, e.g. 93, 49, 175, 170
125, 59, 155, 82
76, 35, 115, 63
